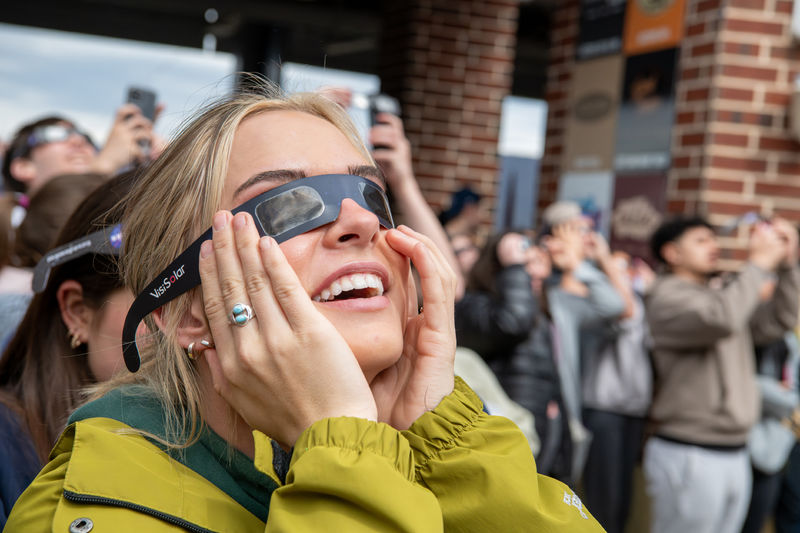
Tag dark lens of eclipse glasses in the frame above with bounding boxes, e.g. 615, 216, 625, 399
121, 173, 393, 372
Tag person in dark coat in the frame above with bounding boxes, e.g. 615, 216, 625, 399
455, 230, 572, 482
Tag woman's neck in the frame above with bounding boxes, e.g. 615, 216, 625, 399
196, 361, 256, 459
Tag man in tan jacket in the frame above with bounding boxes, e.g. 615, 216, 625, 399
644, 215, 799, 533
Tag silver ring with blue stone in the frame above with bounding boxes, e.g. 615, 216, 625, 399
229, 303, 255, 326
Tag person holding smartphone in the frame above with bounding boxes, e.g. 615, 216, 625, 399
2, 102, 158, 197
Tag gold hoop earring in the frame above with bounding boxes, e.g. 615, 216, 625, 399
187, 339, 214, 360
68, 330, 82, 349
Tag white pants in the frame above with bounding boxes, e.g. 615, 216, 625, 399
643, 436, 751, 533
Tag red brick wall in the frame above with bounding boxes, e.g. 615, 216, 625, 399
538, 0, 579, 212
672, 0, 800, 266
378, 0, 519, 224
543, 0, 800, 267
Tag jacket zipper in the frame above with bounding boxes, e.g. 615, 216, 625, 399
63, 490, 216, 533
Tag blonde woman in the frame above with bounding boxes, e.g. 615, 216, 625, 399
6, 86, 603, 532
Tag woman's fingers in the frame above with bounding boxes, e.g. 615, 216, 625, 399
200, 211, 270, 380
386, 226, 455, 332
198, 219, 236, 359
257, 235, 321, 329
395, 225, 457, 297
232, 213, 291, 335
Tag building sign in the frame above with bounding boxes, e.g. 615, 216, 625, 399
577, 0, 627, 60
563, 55, 623, 173
610, 173, 667, 261
614, 48, 678, 172
623, 0, 687, 55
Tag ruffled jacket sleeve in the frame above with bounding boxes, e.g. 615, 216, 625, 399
262, 417, 443, 532
402, 377, 604, 532
266, 378, 603, 532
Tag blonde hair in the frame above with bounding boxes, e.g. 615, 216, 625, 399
94, 80, 373, 446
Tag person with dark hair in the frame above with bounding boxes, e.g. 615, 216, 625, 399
10, 173, 106, 269
648, 216, 714, 265
455, 230, 572, 481
0, 171, 136, 526
2, 105, 155, 196
644, 215, 800, 533
0, 173, 106, 348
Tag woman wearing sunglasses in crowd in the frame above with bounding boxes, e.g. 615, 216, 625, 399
0, 172, 135, 527
6, 85, 603, 532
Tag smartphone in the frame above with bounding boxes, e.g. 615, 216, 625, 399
126, 86, 157, 121
368, 94, 401, 126
720, 211, 766, 235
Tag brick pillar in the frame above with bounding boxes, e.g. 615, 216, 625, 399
538, 0, 579, 213
671, 0, 800, 266
542, 0, 800, 267
378, 0, 519, 227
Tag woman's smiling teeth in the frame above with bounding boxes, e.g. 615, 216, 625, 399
313, 273, 385, 302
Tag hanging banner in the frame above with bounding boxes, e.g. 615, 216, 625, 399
609, 173, 667, 262
623, 0, 687, 55
558, 171, 616, 238
614, 48, 678, 173
577, 0, 628, 60
563, 55, 623, 173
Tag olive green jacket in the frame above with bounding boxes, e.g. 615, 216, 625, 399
5, 378, 604, 532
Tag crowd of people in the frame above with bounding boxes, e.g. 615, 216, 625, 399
446, 192, 800, 533
0, 78, 797, 533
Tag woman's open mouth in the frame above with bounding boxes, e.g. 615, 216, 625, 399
312, 272, 385, 302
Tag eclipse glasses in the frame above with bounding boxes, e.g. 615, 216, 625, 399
121, 173, 394, 372
32, 223, 123, 293
13, 124, 95, 159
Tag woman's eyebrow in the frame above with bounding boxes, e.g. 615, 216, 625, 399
234, 165, 386, 200
233, 169, 307, 199
348, 165, 387, 189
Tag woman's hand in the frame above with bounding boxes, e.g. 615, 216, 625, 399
370, 113, 415, 193
370, 225, 457, 430
583, 231, 611, 264
545, 222, 584, 273
199, 211, 377, 449
91, 104, 157, 174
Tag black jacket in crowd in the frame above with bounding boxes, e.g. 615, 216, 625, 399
455, 265, 572, 481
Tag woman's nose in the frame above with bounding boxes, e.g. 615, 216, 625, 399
324, 198, 380, 247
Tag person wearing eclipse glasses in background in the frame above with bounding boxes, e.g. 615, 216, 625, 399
6, 82, 604, 532
2, 105, 158, 198
0, 172, 136, 528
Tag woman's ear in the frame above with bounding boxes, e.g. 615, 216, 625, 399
57, 280, 92, 344
152, 291, 211, 350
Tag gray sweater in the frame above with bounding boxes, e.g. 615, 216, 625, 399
546, 261, 626, 424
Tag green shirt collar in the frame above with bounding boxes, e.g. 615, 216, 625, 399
69, 386, 283, 522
